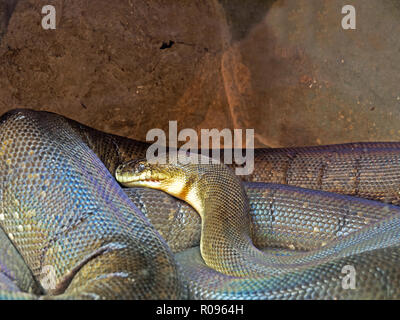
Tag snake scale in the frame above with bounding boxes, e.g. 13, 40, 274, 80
1, 108, 400, 299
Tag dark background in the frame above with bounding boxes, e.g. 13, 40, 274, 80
0, 0, 399, 147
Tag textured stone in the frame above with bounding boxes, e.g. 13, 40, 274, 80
0, 0, 399, 148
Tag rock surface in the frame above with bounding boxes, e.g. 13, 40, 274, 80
0, 0, 399, 147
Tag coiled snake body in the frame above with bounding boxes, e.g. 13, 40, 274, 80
1, 109, 400, 299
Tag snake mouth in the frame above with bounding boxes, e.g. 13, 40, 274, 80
119, 174, 165, 188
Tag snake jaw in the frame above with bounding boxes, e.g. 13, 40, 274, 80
119, 174, 165, 188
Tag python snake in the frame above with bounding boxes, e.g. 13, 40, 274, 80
1, 109, 400, 299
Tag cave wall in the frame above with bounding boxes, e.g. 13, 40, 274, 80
0, 0, 399, 147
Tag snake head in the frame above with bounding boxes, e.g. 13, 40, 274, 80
115, 153, 218, 212
115, 155, 194, 197
115, 159, 169, 189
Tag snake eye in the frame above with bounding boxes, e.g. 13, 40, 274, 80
136, 162, 146, 173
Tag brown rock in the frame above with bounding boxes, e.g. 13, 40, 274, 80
0, 0, 400, 148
